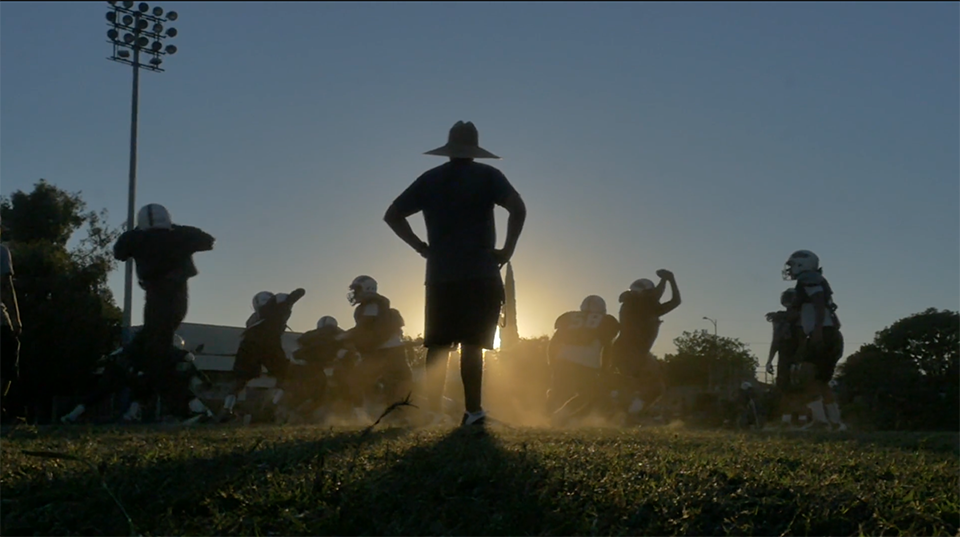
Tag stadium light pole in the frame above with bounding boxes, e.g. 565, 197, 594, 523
702, 316, 718, 392
105, 1, 179, 343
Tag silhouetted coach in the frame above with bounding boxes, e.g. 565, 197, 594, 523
384, 121, 526, 427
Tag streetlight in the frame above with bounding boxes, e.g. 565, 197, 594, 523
702, 316, 718, 392
105, 1, 179, 342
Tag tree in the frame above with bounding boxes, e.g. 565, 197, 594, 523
499, 262, 520, 351
1, 180, 123, 423
662, 330, 759, 390
836, 308, 959, 431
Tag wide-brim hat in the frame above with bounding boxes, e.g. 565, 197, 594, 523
424, 120, 501, 160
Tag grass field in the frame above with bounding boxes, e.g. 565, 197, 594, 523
1, 421, 957, 536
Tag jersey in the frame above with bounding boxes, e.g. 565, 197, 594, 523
549, 311, 620, 369
113, 225, 215, 285
253, 289, 305, 334
294, 325, 346, 366
1, 244, 13, 328
766, 310, 795, 343
234, 289, 305, 380
352, 294, 405, 353
614, 290, 663, 353
792, 272, 841, 335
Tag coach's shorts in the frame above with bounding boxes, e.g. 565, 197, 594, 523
424, 278, 505, 350
1, 324, 20, 382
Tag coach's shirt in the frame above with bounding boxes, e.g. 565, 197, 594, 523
389, 160, 520, 285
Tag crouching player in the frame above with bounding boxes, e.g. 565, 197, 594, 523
336, 276, 413, 424
546, 295, 620, 427
223, 288, 306, 422
285, 315, 347, 422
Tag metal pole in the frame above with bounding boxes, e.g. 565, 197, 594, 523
122, 47, 141, 344
713, 321, 719, 394
703, 316, 718, 392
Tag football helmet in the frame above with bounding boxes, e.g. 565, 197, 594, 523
347, 275, 378, 305
136, 203, 172, 230
629, 278, 655, 293
317, 315, 338, 329
579, 295, 607, 315
252, 291, 274, 312
782, 250, 820, 281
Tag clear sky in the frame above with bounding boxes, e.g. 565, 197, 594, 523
2, 2, 958, 370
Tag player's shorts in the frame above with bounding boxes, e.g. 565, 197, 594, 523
424, 278, 504, 350
797, 327, 844, 382
774, 336, 801, 390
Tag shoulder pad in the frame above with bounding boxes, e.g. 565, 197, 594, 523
554, 311, 573, 329
797, 271, 824, 286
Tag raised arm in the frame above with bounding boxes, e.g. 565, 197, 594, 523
656, 270, 681, 316
173, 225, 216, 253
113, 230, 139, 262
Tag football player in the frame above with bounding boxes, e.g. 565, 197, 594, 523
1, 237, 22, 421
61, 334, 213, 424
545, 295, 620, 426
782, 250, 846, 431
113, 203, 214, 398
611, 269, 680, 420
335, 276, 413, 424
286, 316, 348, 420
765, 288, 802, 427
223, 288, 306, 421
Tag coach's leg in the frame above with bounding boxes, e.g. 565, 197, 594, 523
460, 344, 484, 414
460, 277, 503, 417
423, 282, 454, 414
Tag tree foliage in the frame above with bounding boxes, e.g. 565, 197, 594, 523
662, 330, 759, 389
837, 308, 959, 431
1, 179, 123, 422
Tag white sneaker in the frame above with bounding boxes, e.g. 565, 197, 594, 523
122, 402, 142, 423
61, 404, 86, 424
460, 409, 487, 427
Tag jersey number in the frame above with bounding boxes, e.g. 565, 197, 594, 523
569, 313, 602, 330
